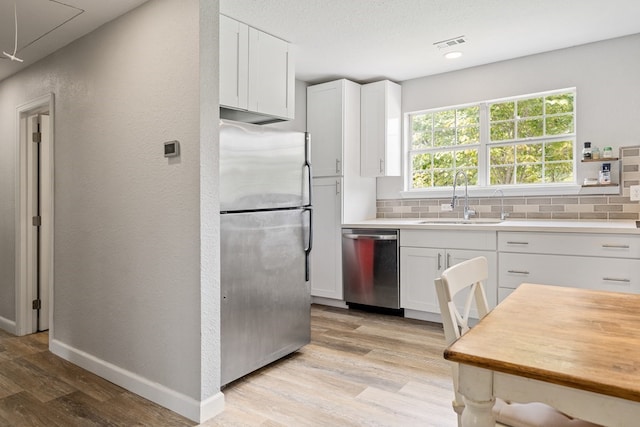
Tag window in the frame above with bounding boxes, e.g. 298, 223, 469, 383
407, 89, 576, 191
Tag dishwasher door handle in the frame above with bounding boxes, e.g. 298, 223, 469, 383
342, 233, 397, 241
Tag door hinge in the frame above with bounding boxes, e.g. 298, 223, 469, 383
32, 216, 42, 227
32, 299, 42, 310
32, 132, 42, 143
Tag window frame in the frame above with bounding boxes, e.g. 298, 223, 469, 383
403, 88, 579, 197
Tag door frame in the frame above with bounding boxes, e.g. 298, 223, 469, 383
15, 93, 54, 336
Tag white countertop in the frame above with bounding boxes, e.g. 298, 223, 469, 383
342, 218, 640, 234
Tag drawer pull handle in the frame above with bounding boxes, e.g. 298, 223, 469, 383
603, 277, 631, 283
507, 270, 530, 275
601, 244, 630, 249
506, 241, 529, 245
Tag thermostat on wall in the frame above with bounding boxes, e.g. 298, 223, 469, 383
164, 140, 180, 157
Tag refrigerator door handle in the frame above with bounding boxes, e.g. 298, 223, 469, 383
304, 132, 312, 207
303, 207, 313, 282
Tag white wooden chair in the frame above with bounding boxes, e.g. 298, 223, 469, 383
434, 256, 600, 427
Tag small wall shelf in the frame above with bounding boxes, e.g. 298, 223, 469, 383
580, 157, 621, 191
581, 158, 619, 162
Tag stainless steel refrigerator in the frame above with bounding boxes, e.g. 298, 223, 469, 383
219, 119, 312, 386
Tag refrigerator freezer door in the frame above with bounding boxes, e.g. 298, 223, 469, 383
221, 209, 311, 386
220, 119, 310, 212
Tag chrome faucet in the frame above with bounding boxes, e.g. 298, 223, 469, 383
492, 188, 510, 221
451, 171, 476, 220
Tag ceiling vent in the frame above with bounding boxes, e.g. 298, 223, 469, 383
434, 36, 467, 49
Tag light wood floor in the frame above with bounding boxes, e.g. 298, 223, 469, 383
0, 305, 456, 426
206, 304, 456, 426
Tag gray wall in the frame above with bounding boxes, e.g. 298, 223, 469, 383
0, 0, 221, 419
378, 33, 640, 199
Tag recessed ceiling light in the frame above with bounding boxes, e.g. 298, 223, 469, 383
444, 51, 462, 59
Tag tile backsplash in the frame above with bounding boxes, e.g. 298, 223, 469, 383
377, 146, 640, 221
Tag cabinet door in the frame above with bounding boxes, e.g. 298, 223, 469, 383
400, 247, 497, 316
248, 28, 294, 119
307, 81, 344, 177
400, 247, 442, 312
219, 15, 248, 110
310, 178, 343, 299
360, 80, 401, 177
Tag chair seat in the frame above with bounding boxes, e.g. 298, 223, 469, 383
493, 399, 601, 427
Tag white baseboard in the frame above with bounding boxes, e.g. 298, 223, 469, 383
50, 339, 225, 423
311, 296, 348, 308
0, 316, 16, 334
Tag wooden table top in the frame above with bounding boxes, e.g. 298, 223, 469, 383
445, 283, 640, 402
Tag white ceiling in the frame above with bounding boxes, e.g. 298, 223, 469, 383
2, 1, 640, 85
221, 0, 640, 84
0, 0, 148, 82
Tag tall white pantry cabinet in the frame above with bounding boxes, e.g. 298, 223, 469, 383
307, 79, 376, 302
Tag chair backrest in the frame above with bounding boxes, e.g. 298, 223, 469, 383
434, 256, 490, 346
434, 256, 491, 425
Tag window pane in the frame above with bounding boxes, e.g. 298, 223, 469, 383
412, 171, 432, 188
516, 164, 543, 184
546, 162, 573, 183
412, 153, 432, 171
546, 115, 574, 135
546, 93, 574, 114
434, 128, 455, 147
463, 168, 478, 185
434, 110, 455, 128
457, 126, 480, 145
490, 122, 515, 141
545, 140, 573, 162
516, 143, 543, 163
433, 169, 455, 187
433, 151, 454, 169
411, 113, 432, 149
490, 146, 515, 165
517, 118, 543, 138
455, 149, 478, 168
517, 97, 543, 117
490, 166, 514, 185
457, 107, 479, 127
490, 102, 514, 121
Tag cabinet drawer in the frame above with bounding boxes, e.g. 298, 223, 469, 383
499, 252, 640, 294
498, 232, 640, 259
401, 230, 496, 250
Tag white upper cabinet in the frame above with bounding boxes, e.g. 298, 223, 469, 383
248, 28, 294, 119
360, 80, 402, 177
307, 79, 350, 177
219, 15, 248, 110
219, 15, 294, 121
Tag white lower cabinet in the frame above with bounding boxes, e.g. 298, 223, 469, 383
399, 230, 497, 318
310, 178, 343, 299
498, 231, 640, 302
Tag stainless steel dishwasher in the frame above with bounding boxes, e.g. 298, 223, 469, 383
342, 228, 400, 310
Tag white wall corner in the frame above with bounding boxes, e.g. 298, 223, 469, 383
50, 339, 224, 423
198, 391, 225, 423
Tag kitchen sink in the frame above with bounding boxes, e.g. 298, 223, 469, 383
418, 218, 503, 225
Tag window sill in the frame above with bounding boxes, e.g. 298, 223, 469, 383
400, 184, 620, 199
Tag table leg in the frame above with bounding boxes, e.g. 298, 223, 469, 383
461, 397, 496, 427
458, 365, 496, 427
